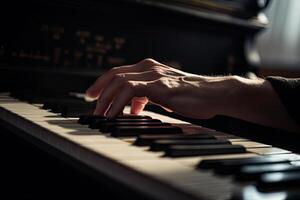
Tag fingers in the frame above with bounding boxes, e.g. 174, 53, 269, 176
106, 82, 147, 118
87, 58, 178, 117
93, 71, 158, 115
86, 65, 140, 98
86, 59, 159, 98
131, 97, 148, 115
93, 75, 124, 115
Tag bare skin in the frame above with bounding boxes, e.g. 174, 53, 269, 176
86, 58, 299, 132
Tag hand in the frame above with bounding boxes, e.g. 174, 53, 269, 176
86, 58, 235, 119
86, 58, 299, 132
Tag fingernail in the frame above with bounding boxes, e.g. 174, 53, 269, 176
84, 95, 95, 102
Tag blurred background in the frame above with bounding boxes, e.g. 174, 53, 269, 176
1, 0, 299, 91
256, 0, 300, 77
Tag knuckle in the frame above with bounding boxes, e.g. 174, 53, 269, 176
140, 58, 157, 67
151, 67, 163, 76
112, 73, 126, 82
124, 81, 137, 95
110, 66, 121, 74
158, 77, 168, 85
125, 81, 135, 90
112, 74, 129, 88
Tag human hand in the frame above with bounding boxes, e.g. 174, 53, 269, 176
86, 58, 236, 119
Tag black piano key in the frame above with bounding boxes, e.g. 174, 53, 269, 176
99, 122, 169, 132
56, 105, 95, 114
236, 164, 300, 181
61, 110, 94, 118
42, 102, 57, 110
89, 118, 161, 129
114, 114, 151, 119
134, 134, 216, 146
78, 115, 106, 124
257, 172, 300, 191
205, 157, 290, 173
150, 139, 230, 151
53, 104, 95, 117
164, 144, 246, 157
78, 114, 151, 125
111, 126, 182, 137
61, 107, 94, 116
10, 91, 64, 103
42, 98, 93, 110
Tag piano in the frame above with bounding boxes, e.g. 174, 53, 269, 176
2, 0, 300, 199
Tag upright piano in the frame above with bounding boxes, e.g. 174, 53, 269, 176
2, 0, 300, 199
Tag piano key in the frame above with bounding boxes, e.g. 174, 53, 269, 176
42, 97, 92, 104
99, 122, 169, 132
60, 109, 94, 117
111, 126, 183, 137
78, 114, 151, 125
43, 103, 95, 116
45, 119, 80, 124
35, 121, 101, 134
209, 156, 290, 174
236, 164, 300, 181
267, 153, 300, 162
164, 144, 246, 157
115, 114, 152, 119
257, 172, 300, 191
89, 118, 161, 129
22, 114, 78, 122
120, 159, 235, 200
248, 147, 291, 155
176, 153, 257, 167
150, 139, 230, 151
231, 141, 271, 148
1, 103, 43, 110
85, 143, 164, 160
78, 115, 105, 124
134, 134, 216, 146
43, 100, 93, 110
291, 161, 300, 166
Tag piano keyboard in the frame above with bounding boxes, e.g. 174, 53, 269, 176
1, 93, 300, 200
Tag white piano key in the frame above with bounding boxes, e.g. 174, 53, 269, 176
231, 141, 271, 148
121, 159, 237, 200
248, 147, 291, 155
85, 144, 163, 160
269, 153, 300, 161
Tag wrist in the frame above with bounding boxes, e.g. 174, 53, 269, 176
219, 75, 265, 118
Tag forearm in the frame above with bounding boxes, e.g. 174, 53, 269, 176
220, 76, 300, 132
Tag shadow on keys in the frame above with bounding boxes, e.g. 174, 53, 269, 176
0, 125, 151, 200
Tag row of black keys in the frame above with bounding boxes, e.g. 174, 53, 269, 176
77, 114, 247, 157
77, 115, 300, 191
37, 98, 300, 193
37, 99, 246, 157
